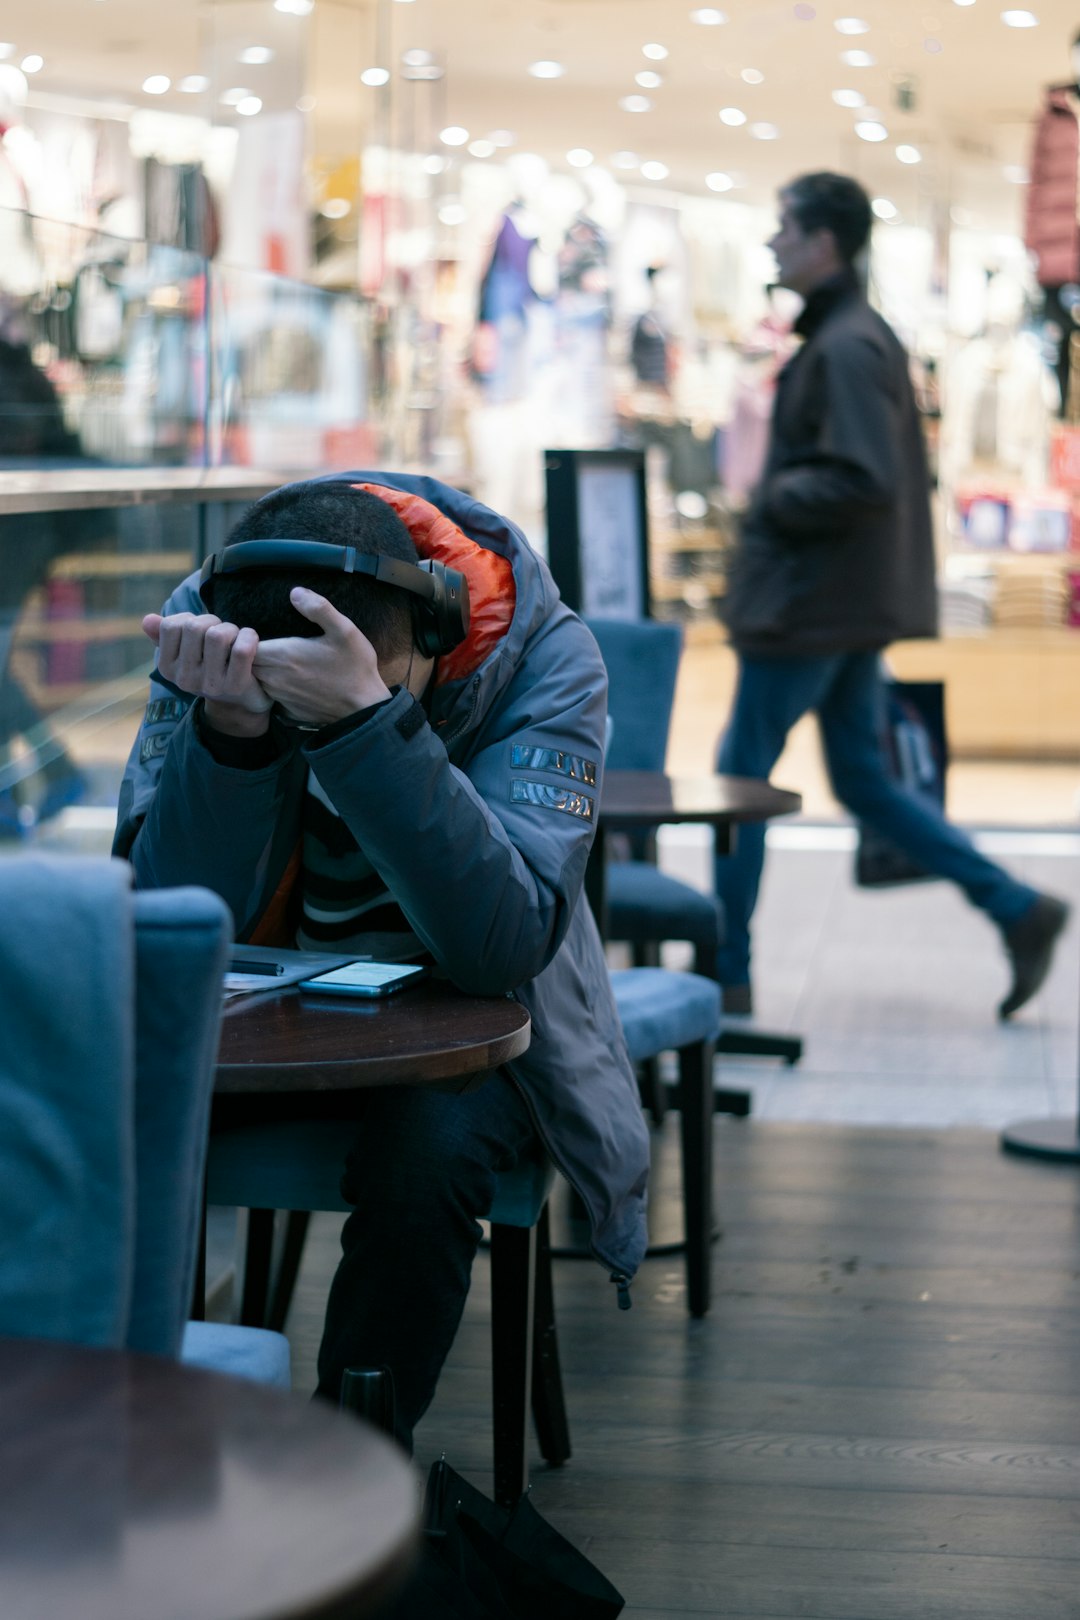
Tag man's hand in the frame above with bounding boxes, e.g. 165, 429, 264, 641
252, 588, 391, 726
143, 612, 273, 737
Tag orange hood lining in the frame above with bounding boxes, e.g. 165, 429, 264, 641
353, 482, 516, 686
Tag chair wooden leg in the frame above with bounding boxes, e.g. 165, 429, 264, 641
529, 1205, 570, 1467
240, 1207, 276, 1327
490, 1220, 536, 1508
192, 1182, 208, 1321
267, 1210, 312, 1332
676, 1037, 715, 1319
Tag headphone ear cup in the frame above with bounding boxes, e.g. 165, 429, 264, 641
410, 596, 441, 660
413, 561, 469, 657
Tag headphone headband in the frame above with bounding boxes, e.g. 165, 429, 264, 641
198, 540, 438, 601
197, 537, 470, 658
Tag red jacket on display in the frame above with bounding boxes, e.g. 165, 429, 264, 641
1025, 89, 1080, 288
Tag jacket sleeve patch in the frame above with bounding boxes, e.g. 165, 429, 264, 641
510, 744, 597, 787
139, 732, 172, 763
144, 698, 190, 726
510, 778, 594, 821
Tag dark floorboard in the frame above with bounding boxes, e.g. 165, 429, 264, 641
281, 1119, 1080, 1618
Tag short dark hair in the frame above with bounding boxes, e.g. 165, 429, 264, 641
782, 172, 873, 263
212, 483, 418, 659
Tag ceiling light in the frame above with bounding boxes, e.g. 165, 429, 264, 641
620, 94, 652, 112
469, 139, 495, 157
636, 70, 663, 87
719, 105, 746, 125
360, 67, 390, 85
422, 154, 446, 173
871, 197, 897, 218
794, 3, 817, 15
833, 87, 866, 106
20, 54, 44, 73
896, 143, 922, 162
742, 67, 765, 83
274, 0, 314, 12
488, 130, 515, 147
567, 147, 593, 168
528, 60, 564, 78
439, 125, 469, 145
142, 75, 170, 94
402, 49, 432, 66
835, 16, 870, 31
321, 198, 350, 219
178, 75, 210, 92
641, 160, 669, 180
612, 150, 640, 168
239, 46, 273, 64
643, 43, 669, 59
1001, 9, 1038, 22
706, 171, 734, 191
0, 45, 13, 60
236, 96, 262, 116
221, 87, 251, 105
750, 122, 779, 139
952, 0, 976, 5
855, 119, 888, 140
690, 9, 727, 23
841, 48, 875, 64
1003, 163, 1029, 182
438, 200, 467, 225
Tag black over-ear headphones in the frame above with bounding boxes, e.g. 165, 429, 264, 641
198, 539, 470, 659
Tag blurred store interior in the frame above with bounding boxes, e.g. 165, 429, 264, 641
1, 0, 1079, 835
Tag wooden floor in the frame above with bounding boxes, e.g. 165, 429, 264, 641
282, 1119, 1080, 1619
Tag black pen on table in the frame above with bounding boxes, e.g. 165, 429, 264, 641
230, 959, 286, 976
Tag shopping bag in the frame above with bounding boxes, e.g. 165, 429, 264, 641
387, 1456, 625, 1620
854, 678, 948, 888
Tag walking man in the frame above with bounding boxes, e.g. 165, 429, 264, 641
715, 171, 1067, 1020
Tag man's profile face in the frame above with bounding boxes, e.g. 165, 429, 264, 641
767, 197, 835, 298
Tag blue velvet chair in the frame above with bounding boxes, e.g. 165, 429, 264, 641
0, 856, 289, 1389
587, 616, 801, 1074
205, 1124, 567, 1505
609, 967, 721, 1318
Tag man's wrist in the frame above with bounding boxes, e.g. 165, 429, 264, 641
202, 698, 271, 738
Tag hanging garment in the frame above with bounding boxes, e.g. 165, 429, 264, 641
1025, 89, 1080, 288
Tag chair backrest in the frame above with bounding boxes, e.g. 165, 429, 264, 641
0, 856, 231, 1357
128, 886, 232, 1355
585, 618, 683, 772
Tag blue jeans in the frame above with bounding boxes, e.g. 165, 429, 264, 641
714, 650, 1039, 986
315, 1072, 538, 1449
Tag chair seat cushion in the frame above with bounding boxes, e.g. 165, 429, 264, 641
207, 1119, 553, 1230
609, 968, 721, 1064
181, 1321, 292, 1388
606, 863, 723, 950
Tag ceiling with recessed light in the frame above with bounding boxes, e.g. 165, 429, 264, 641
2, 0, 1077, 232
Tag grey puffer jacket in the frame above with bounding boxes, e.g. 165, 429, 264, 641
723, 271, 938, 657
113, 471, 650, 1286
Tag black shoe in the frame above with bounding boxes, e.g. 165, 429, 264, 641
722, 983, 753, 1017
998, 895, 1070, 1021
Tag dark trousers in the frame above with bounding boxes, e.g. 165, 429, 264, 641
714, 649, 1038, 986
315, 1071, 538, 1449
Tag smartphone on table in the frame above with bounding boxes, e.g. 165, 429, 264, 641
298, 961, 429, 998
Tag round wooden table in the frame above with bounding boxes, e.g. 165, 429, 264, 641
216, 977, 533, 1098
597, 768, 802, 855
0, 1337, 418, 1620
